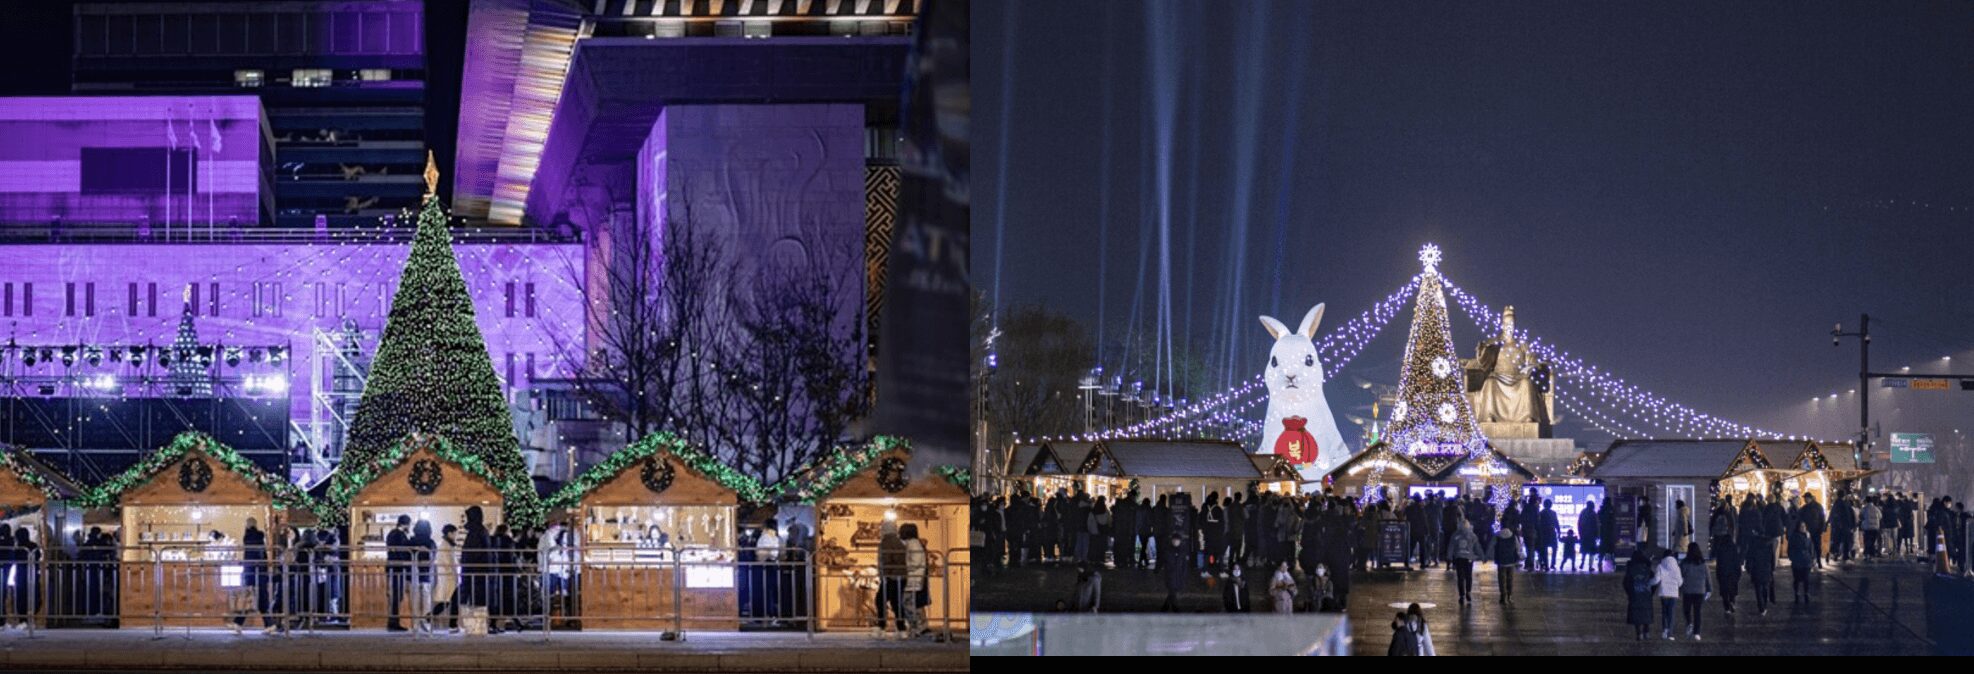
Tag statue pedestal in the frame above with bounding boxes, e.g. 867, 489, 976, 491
1478, 422, 1543, 440
1487, 438, 1581, 478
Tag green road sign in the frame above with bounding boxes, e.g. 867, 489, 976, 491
1890, 433, 1935, 464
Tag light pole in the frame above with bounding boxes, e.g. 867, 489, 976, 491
1832, 314, 1872, 482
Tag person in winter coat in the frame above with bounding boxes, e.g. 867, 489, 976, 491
1492, 526, 1521, 606
1861, 497, 1883, 558
1709, 502, 1738, 560
1798, 493, 1828, 569
1787, 522, 1815, 603
1653, 550, 1684, 640
1386, 603, 1437, 656
1072, 562, 1102, 613
1160, 536, 1190, 612
1673, 500, 1693, 552
1269, 561, 1297, 613
1222, 563, 1251, 613
1578, 500, 1602, 571
1830, 495, 1858, 562
1745, 524, 1777, 616
1538, 501, 1562, 572
1623, 548, 1657, 640
1447, 518, 1483, 605
1678, 543, 1711, 640
1714, 532, 1743, 615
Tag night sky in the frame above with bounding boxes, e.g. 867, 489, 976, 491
976, 1, 1974, 451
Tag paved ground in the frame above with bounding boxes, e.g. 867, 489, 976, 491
0, 630, 967, 671
972, 556, 1941, 656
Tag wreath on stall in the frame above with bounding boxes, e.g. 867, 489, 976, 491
178, 457, 214, 493
877, 457, 910, 494
408, 459, 444, 495
639, 457, 675, 495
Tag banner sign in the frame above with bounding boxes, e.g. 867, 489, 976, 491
1378, 521, 1410, 566
1882, 378, 1909, 389
1612, 493, 1638, 557
1913, 378, 1952, 391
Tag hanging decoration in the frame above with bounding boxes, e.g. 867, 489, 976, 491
639, 457, 676, 495
545, 431, 772, 509
0, 445, 68, 502
774, 435, 914, 504
408, 458, 444, 495
81, 432, 334, 522
876, 457, 911, 493
177, 457, 214, 493
930, 465, 971, 492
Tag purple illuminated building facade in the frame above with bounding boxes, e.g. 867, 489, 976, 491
0, 96, 271, 233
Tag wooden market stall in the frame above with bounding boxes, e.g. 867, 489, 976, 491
86, 432, 325, 628
1002, 441, 1085, 499
0, 445, 84, 626
793, 437, 969, 633
327, 433, 523, 630
546, 433, 766, 630
1323, 442, 1436, 500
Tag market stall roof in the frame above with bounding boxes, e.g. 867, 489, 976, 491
547, 432, 768, 509
1006, 442, 1077, 477
1428, 446, 1539, 482
1776, 440, 1860, 472
79, 432, 332, 521
0, 444, 86, 503
1589, 439, 1770, 480
1324, 442, 1433, 482
1096, 440, 1263, 479
325, 433, 542, 527
1248, 454, 1303, 482
779, 436, 966, 504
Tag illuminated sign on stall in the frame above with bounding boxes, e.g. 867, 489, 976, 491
1527, 484, 1605, 537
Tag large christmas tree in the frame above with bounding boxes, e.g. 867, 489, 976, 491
1383, 244, 1486, 476
339, 160, 528, 486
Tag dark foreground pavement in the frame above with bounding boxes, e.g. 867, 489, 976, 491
973, 557, 1941, 656
0, 631, 968, 672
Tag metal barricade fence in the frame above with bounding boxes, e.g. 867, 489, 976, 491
0, 543, 967, 640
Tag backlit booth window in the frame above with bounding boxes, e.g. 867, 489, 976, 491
547, 434, 764, 630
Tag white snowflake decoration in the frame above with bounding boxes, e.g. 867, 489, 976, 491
1392, 400, 1408, 422
1438, 402, 1457, 423
1431, 356, 1454, 379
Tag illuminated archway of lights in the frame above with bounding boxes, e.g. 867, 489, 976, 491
1024, 276, 1421, 443
1042, 262, 1837, 447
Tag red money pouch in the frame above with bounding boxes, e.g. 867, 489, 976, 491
1274, 416, 1318, 465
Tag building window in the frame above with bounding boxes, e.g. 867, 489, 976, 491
128, 283, 138, 317
650, 21, 685, 39
505, 353, 516, 389
525, 283, 537, 318
504, 282, 516, 318
3, 283, 11, 317
65, 282, 75, 317
357, 69, 392, 81
714, 21, 743, 38
830, 20, 858, 37
188, 283, 200, 316
86, 282, 96, 317
20, 283, 29, 317
742, 21, 772, 39
81, 148, 195, 194
291, 69, 333, 88
147, 282, 157, 317
234, 69, 264, 88
253, 282, 282, 318
209, 282, 220, 316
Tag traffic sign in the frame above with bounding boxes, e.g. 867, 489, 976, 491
1890, 433, 1935, 464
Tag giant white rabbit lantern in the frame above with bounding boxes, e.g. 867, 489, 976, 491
1258, 303, 1350, 486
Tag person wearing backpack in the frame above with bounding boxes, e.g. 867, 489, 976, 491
1623, 548, 1657, 641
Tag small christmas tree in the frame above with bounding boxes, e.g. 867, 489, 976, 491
168, 289, 211, 397
1383, 244, 1486, 476
339, 154, 529, 487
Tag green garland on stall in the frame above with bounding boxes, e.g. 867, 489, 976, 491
0, 444, 67, 502
772, 435, 913, 504
933, 464, 972, 492
80, 431, 335, 522
546, 432, 773, 509
325, 432, 544, 528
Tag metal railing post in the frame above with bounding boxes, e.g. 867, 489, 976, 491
805, 553, 816, 639
150, 548, 163, 639
672, 542, 685, 640
541, 549, 552, 642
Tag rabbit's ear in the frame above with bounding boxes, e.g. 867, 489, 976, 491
1298, 303, 1326, 338
1259, 315, 1290, 340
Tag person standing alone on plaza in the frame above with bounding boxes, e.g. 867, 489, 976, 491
1787, 522, 1815, 604
1714, 527, 1743, 615
1447, 518, 1482, 605
1492, 525, 1521, 606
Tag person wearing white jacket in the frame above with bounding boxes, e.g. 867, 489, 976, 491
901, 523, 929, 637
1653, 551, 1684, 641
